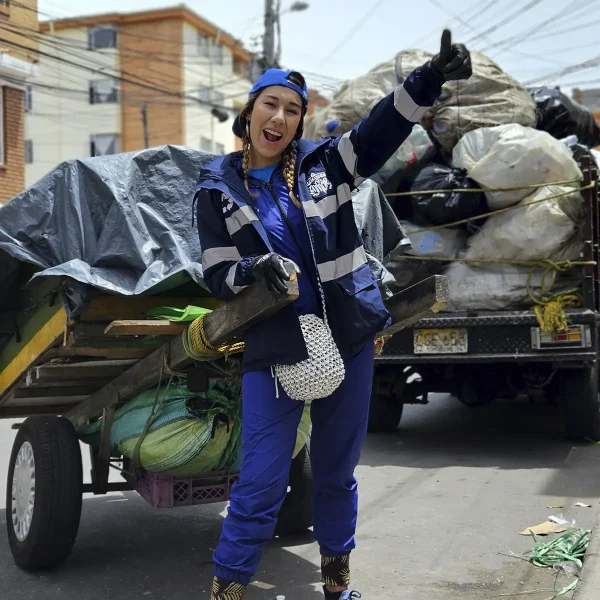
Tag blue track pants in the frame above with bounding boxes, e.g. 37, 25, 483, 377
213, 342, 375, 585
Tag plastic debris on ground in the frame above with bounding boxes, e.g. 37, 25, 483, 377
527, 529, 591, 575
530, 86, 600, 149
410, 163, 488, 227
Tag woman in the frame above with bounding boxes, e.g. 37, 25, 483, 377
194, 30, 471, 600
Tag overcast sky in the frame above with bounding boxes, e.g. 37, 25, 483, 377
38, 0, 600, 94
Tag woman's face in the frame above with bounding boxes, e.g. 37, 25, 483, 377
249, 85, 303, 164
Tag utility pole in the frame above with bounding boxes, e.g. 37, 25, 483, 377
263, 0, 277, 71
141, 103, 149, 149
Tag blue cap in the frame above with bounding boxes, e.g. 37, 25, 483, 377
232, 68, 309, 138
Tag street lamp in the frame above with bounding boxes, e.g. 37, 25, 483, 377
287, 1, 309, 12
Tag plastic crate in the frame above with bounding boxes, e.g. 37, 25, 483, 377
124, 464, 239, 509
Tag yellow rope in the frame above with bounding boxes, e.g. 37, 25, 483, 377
183, 314, 245, 361
386, 178, 582, 197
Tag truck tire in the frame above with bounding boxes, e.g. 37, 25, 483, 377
558, 368, 600, 441
6, 416, 83, 570
368, 393, 404, 433
275, 446, 313, 536
457, 378, 496, 408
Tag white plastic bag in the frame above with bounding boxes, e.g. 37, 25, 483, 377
442, 262, 580, 311
463, 185, 582, 262
453, 124, 582, 210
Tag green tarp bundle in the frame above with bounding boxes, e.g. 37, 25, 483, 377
78, 378, 311, 476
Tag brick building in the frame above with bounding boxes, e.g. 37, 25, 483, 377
0, 0, 38, 203
25, 6, 256, 187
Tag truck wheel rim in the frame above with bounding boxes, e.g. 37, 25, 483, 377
11, 441, 36, 542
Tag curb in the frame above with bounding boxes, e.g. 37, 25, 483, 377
573, 512, 600, 599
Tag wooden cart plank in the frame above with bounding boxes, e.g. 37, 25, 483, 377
65, 325, 168, 350
65, 278, 300, 428
380, 275, 449, 337
0, 308, 67, 399
27, 359, 138, 384
57, 346, 153, 360
203, 274, 299, 346
104, 320, 187, 336
14, 385, 105, 398
79, 295, 221, 322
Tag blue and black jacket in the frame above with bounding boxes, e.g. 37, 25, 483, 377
194, 65, 444, 373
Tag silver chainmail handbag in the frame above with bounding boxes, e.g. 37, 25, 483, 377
274, 312, 345, 402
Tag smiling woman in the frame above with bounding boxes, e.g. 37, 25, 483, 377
192, 33, 473, 600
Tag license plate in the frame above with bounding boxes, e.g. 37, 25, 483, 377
413, 328, 468, 354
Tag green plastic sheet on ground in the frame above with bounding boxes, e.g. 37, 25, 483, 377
78, 378, 311, 476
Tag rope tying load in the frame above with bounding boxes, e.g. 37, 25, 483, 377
386, 178, 599, 335
183, 314, 245, 361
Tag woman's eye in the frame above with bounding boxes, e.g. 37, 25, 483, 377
265, 102, 275, 107
287, 109, 299, 115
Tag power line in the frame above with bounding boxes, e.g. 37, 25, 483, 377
464, 0, 547, 45
318, 0, 387, 68
480, 0, 598, 54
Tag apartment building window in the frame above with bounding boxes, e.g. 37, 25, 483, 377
197, 33, 209, 57
24, 85, 32, 113
215, 142, 225, 155
198, 86, 225, 106
200, 137, 212, 152
212, 44, 224, 65
0, 87, 4, 165
24, 140, 33, 164
233, 59, 246, 76
88, 25, 117, 50
91, 134, 120, 157
89, 79, 119, 104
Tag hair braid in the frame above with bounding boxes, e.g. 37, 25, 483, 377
283, 145, 302, 209
242, 134, 252, 196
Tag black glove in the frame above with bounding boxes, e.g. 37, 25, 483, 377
251, 253, 300, 297
429, 29, 472, 82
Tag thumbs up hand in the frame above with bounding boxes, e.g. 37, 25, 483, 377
429, 29, 472, 82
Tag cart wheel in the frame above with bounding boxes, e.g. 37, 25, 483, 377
6, 416, 83, 570
275, 446, 313, 536
368, 393, 404, 433
558, 368, 600, 441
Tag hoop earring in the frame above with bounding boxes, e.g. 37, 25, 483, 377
246, 121, 251, 138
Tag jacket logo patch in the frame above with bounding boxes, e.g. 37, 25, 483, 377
221, 193, 234, 214
306, 171, 333, 198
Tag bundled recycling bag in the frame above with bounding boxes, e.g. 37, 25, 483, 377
397, 49, 537, 152
531, 87, 600, 149
370, 125, 435, 192
410, 163, 487, 226
453, 124, 582, 210
463, 185, 582, 262
78, 379, 312, 476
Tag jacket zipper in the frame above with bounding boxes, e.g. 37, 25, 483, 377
263, 181, 324, 308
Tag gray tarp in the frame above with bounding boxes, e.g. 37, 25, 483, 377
0, 145, 407, 316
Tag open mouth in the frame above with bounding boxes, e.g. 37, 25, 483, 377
263, 128, 283, 143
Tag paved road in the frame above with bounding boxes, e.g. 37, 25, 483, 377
0, 395, 599, 600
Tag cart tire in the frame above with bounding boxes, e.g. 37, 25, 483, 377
275, 446, 313, 536
368, 393, 404, 433
559, 368, 600, 441
6, 416, 83, 570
